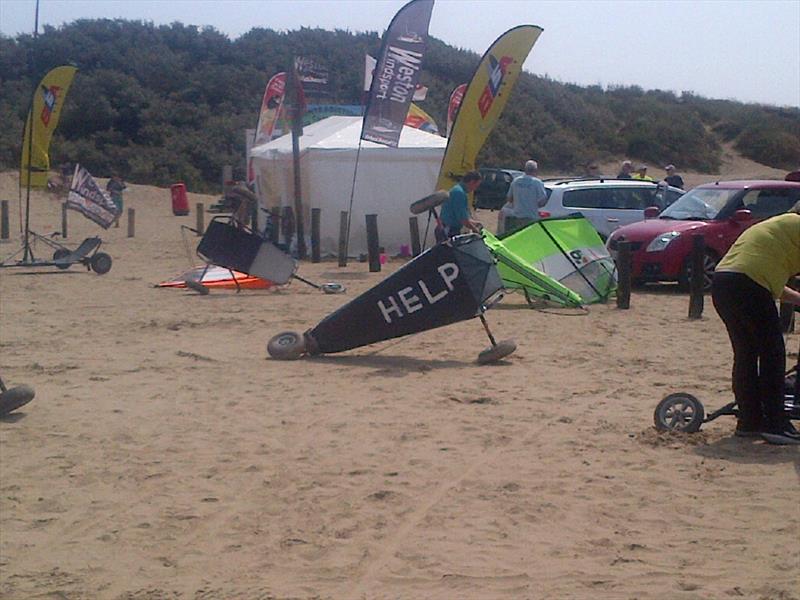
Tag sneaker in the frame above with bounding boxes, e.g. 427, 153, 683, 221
761, 424, 800, 445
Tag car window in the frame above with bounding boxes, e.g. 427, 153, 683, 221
563, 187, 652, 210
744, 188, 799, 218
660, 188, 738, 219
563, 188, 611, 209
664, 188, 683, 207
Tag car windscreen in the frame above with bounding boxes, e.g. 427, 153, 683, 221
659, 188, 738, 220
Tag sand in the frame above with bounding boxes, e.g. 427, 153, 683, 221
0, 170, 798, 600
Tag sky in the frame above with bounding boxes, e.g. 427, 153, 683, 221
1, 0, 799, 108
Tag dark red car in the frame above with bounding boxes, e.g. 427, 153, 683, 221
607, 180, 800, 288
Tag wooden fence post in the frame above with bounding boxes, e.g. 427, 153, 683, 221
338, 210, 348, 267
409, 216, 421, 256
616, 241, 631, 309
196, 203, 204, 236
1, 200, 9, 240
688, 235, 705, 319
311, 208, 321, 263
281, 206, 294, 249
61, 203, 68, 238
366, 214, 381, 273
127, 208, 135, 238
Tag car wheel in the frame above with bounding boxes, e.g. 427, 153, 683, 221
678, 251, 718, 291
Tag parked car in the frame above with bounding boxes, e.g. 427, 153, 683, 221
474, 167, 523, 210
606, 180, 800, 289
539, 178, 684, 240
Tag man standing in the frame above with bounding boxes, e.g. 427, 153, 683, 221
440, 171, 483, 237
505, 160, 548, 230
617, 160, 633, 179
663, 164, 684, 189
632, 164, 654, 181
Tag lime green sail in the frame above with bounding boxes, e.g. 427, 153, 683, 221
483, 215, 617, 307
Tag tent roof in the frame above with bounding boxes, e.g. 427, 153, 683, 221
251, 115, 447, 155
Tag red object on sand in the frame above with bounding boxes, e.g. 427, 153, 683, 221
170, 183, 189, 216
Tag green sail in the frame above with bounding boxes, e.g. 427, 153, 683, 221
483, 215, 617, 306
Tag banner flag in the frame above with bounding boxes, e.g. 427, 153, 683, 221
253, 72, 287, 147
295, 56, 329, 100
66, 164, 121, 229
361, 0, 435, 148
446, 83, 467, 138
364, 54, 377, 92
436, 25, 542, 191
405, 103, 439, 134
20, 65, 77, 189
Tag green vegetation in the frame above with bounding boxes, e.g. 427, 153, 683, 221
1, 20, 797, 192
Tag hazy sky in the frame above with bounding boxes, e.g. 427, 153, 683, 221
2, 0, 799, 107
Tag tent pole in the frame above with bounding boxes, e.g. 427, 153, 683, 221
289, 63, 307, 260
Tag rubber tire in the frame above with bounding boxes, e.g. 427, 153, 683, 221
184, 279, 210, 295
90, 252, 112, 275
410, 191, 449, 215
321, 283, 346, 294
678, 251, 717, 292
0, 385, 35, 417
653, 392, 705, 433
477, 339, 516, 365
53, 248, 71, 270
267, 331, 306, 360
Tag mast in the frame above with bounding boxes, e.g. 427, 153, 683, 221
22, 0, 40, 262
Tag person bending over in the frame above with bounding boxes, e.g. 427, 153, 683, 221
440, 171, 483, 237
711, 205, 800, 444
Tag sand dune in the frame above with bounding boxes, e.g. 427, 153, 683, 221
1, 170, 798, 599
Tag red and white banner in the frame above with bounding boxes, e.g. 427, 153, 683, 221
446, 83, 467, 138
254, 72, 286, 147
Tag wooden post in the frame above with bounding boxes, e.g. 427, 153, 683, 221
409, 216, 421, 256
195, 203, 204, 236
338, 210, 348, 267
366, 214, 381, 272
1, 200, 9, 239
127, 208, 135, 238
281, 206, 294, 249
61, 203, 68, 238
688, 234, 705, 319
616, 241, 631, 310
311, 208, 321, 263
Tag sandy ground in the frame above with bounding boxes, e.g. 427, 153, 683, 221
1, 170, 798, 600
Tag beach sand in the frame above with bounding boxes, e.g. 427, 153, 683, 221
1, 171, 798, 599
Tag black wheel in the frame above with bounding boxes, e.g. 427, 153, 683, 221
90, 252, 112, 274
654, 392, 705, 432
476, 339, 516, 365
0, 385, 35, 417
53, 248, 71, 269
321, 282, 346, 294
267, 331, 306, 360
678, 252, 717, 291
410, 191, 448, 215
184, 279, 210, 295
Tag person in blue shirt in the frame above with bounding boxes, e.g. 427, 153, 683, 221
504, 160, 548, 230
440, 171, 483, 237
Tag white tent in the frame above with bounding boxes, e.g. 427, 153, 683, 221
249, 116, 447, 256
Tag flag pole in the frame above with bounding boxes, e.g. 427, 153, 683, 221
22, 0, 40, 262
288, 63, 307, 260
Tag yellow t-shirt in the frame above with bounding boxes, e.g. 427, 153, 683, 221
715, 213, 800, 298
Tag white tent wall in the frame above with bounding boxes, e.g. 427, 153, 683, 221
249, 116, 446, 256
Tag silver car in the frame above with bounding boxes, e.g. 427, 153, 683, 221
540, 178, 685, 240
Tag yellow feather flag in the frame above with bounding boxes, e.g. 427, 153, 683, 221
436, 26, 542, 191
20, 65, 78, 189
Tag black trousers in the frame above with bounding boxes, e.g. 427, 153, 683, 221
711, 272, 786, 429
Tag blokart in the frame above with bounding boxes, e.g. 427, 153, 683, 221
267, 232, 516, 364
654, 337, 800, 433
184, 214, 344, 295
0, 376, 35, 417
1, 232, 112, 274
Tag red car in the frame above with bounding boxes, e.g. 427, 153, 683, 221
607, 180, 800, 289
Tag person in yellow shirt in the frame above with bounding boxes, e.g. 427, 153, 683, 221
711, 206, 800, 444
631, 164, 654, 181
